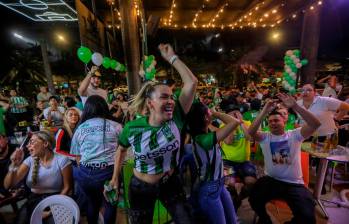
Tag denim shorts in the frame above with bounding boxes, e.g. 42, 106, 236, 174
223, 160, 257, 179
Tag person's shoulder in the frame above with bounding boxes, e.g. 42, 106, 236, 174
125, 116, 148, 128
53, 153, 71, 165
107, 119, 123, 129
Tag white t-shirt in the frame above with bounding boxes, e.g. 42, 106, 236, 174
297, 96, 341, 136
23, 154, 71, 194
258, 128, 304, 184
70, 118, 122, 166
322, 83, 343, 98
43, 106, 65, 126
81, 86, 108, 105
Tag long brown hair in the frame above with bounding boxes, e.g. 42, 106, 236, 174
31, 131, 54, 186
63, 107, 80, 138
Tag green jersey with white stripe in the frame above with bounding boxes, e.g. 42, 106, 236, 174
119, 101, 185, 174
193, 132, 223, 181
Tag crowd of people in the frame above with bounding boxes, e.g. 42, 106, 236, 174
0, 43, 349, 224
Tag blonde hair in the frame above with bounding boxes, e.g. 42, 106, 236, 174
128, 81, 166, 118
31, 131, 54, 186
63, 107, 80, 137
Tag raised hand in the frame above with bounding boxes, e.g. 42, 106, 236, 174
158, 44, 175, 62
276, 93, 296, 109
10, 148, 24, 167
262, 99, 277, 114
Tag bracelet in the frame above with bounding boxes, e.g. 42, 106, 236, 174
169, 55, 178, 65
8, 165, 19, 173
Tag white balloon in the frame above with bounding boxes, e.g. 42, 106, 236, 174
291, 55, 297, 60
296, 63, 302, 68
294, 58, 300, 63
139, 70, 145, 76
286, 68, 292, 73
115, 63, 121, 71
92, 52, 103, 66
289, 72, 296, 79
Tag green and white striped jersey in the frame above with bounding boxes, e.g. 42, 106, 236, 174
193, 132, 223, 181
119, 101, 185, 174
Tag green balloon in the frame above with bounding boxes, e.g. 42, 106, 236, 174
120, 64, 126, 72
144, 55, 154, 68
77, 46, 92, 64
102, 57, 111, 69
301, 59, 308, 66
293, 50, 300, 57
284, 55, 290, 61
289, 79, 296, 85
145, 72, 154, 80
110, 59, 117, 69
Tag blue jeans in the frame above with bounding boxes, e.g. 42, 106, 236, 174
197, 178, 238, 224
73, 165, 116, 224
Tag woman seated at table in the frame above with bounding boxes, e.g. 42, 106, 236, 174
43, 96, 65, 127
55, 107, 80, 159
4, 131, 72, 224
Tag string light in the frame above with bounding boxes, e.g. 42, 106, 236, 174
164, 0, 176, 27
161, 0, 323, 30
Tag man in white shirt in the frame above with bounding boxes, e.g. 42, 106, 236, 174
78, 66, 108, 105
248, 93, 321, 224
297, 84, 349, 139
317, 75, 342, 98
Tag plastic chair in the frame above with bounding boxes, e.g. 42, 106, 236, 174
269, 151, 310, 217
30, 195, 80, 224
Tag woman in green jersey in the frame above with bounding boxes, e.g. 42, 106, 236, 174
186, 103, 241, 224
108, 43, 198, 224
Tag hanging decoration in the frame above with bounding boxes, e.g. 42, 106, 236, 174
282, 49, 308, 94
77, 46, 92, 64
139, 55, 157, 81
76, 46, 127, 72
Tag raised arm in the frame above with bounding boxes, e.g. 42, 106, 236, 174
212, 111, 242, 142
277, 93, 320, 139
4, 149, 29, 189
158, 44, 198, 114
317, 75, 330, 84
248, 100, 276, 141
78, 66, 98, 97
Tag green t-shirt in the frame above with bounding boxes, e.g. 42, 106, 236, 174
118, 101, 185, 174
243, 110, 259, 123
0, 107, 6, 135
221, 121, 251, 163
193, 132, 223, 181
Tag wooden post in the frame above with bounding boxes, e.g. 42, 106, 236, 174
300, 6, 322, 85
40, 39, 55, 95
119, 0, 141, 96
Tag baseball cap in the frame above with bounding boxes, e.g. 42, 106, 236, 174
92, 70, 101, 77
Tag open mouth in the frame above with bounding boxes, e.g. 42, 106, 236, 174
163, 105, 174, 115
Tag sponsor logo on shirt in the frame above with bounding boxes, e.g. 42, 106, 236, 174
134, 139, 179, 161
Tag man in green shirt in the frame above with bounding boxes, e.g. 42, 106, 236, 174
0, 101, 9, 135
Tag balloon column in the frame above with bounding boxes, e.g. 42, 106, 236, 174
139, 55, 157, 81
282, 50, 308, 94
77, 46, 126, 72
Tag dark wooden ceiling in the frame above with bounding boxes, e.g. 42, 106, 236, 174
97, 0, 319, 30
